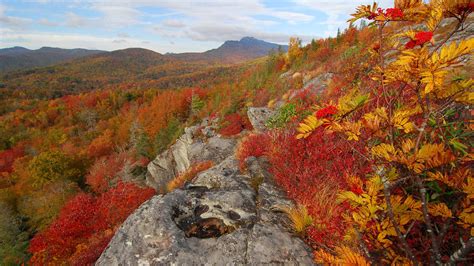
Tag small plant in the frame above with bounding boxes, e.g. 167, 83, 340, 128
265, 103, 296, 128
236, 133, 271, 170
284, 204, 313, 235
166, 161, 213, 192
219, 113, 253, 136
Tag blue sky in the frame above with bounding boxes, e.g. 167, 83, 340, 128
0, 0, 393, 53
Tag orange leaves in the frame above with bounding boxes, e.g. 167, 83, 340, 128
166, 161, 213, 192
137, 89, 189, 138
87, 129, 114, 158
314, 246, 370, 265
428, 203, 452, 218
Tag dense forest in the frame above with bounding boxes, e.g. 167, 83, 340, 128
0, 0, 473, 264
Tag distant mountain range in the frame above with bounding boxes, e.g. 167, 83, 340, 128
0, 37, 288, 73
168, 37, 288, 64
0, 47, 104, 72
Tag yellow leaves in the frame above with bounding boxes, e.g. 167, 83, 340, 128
422, 38, 474, 95
392, 107, 420, 133
401, 139, 415, 154
295, 115, 323, 139
412, 143, 455, 173
314, 246, 370, 265
426, 1, 443, 31
348, 3, 378, 24
458, 205, 474, 233
428, 203, 453, 218
283, 204, 313, 234
372, 143, 397, 161
434, 38, 474, 65
372, 142, 455, 174
329, 121, 362, 141
363, 107, 388, 135
428, 168, 470, 190
337, 91, 369, 116
420, 68, 448, 94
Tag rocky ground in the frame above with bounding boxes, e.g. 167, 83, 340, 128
96, 109, 315, 265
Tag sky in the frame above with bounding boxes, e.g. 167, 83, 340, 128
0, 0, 394, 53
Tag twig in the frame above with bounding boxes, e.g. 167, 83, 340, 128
414, 174, 442, 264
447, 237, 473, 265
380, 169, 418, 263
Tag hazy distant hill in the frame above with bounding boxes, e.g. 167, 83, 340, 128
0, 37, 285, 98
0, 47, 242, 99
0, 46, 105, 72
168, 37, 288, 64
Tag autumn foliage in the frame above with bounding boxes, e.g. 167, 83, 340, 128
166, 161, 214, 192
28, 182, 154, 264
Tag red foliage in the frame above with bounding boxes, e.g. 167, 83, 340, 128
0, 145, 24, 175
219, 113, 253, 136
86, 152, 131, 193
368, 7, 403, 20
267, 129, 371, 247
28, 182, 154, 264
315, 105, 338, 119
236, 133, 271, 170
385, 8, 403, 19
405, 31, 434, 49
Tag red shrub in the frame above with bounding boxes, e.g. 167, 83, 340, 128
28, 182, 154, 264
219, 113, 253, 136
86, 153, 127, 193
267, 129, 370, 247
236, 133, 271, 170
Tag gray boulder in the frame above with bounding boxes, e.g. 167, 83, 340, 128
97, 156, 314, 265
146, 120, 237, 191
247, 107, 276, 132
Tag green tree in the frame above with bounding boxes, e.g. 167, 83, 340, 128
0, 202, 29, 265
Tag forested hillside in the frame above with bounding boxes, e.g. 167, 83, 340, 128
0, 0, 472, 265
0, 47, 105, 73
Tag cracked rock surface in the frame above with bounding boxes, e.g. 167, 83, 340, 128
96, 156, 314, 265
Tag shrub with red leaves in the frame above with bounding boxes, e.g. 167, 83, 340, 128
219, 113, 253, 136
236, 133, 271, 170
28, 182, 155, 264
267, 129, 371, 248
405, 31, 433, 49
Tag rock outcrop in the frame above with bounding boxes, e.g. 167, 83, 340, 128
247, 107, 276, 132
97, 156, 314, 265
146, 118, 237, 191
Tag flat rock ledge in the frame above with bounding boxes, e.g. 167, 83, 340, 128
96, 156, 314, 265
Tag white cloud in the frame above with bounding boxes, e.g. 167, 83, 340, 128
92, 4, 141, 27
0, 3, 32, 29
0, 29, 211, 53
38, 18, 59, 26
65, 12, 91, 27
294, 0, 394, 36
162, 19, 185, 28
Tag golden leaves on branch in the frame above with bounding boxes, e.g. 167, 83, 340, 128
314, 246, 370, 265
371, 142, 455, 173
428, 202, 453, 218
295, 115, 323, 139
